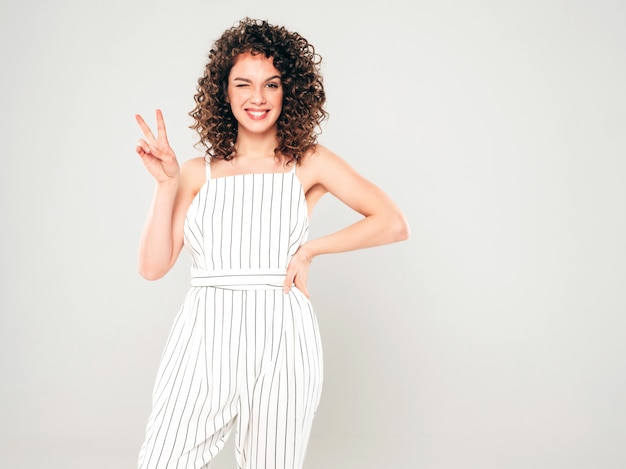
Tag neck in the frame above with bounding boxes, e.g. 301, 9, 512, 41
234, 128, 279, 159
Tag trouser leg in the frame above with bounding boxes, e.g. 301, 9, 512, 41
235, 289, 324, 469
139, 288, 243, 469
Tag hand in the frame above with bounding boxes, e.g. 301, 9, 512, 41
135, 109, 180, 184
283, 245, 314, 298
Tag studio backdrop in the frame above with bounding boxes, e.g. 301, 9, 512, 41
1, 1, 625, 468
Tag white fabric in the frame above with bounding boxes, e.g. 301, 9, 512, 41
138, 163, 323, 469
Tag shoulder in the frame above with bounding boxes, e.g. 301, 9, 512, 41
298, 144, 358, 188
179, 156, 208, 195
181, 155, 207, 173
298, 144, 346, 177
295, 144, 362, 203
300, 144, 337, 166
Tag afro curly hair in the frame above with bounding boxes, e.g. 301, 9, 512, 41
189, 17, 328, 162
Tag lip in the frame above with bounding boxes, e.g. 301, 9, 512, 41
245, 109, 270, 120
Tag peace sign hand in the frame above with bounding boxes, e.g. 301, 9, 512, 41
135, 109, 180, 184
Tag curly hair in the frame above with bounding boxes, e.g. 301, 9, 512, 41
189, 18, 328, 162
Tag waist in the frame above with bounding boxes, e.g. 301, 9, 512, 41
190, 268, 288, 290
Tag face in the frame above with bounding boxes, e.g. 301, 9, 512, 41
227, 52, 283, 137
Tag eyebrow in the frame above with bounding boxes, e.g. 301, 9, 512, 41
232, 75, 282, 83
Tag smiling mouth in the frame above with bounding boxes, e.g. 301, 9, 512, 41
246, 110, 269, 120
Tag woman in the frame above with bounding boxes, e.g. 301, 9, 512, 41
135, 17, 409, 469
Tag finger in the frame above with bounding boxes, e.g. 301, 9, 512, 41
135, 113, 157, 144
294, 275, 310, 298
137, 138, 159, 157
283, 269, 295, 294
155, 109, 169, 143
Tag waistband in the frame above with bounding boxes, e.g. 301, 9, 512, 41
190, 268, 289, 290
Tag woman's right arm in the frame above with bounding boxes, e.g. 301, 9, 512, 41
135, 110, 201, 280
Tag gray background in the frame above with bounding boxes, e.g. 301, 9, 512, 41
1, 0, 625, 468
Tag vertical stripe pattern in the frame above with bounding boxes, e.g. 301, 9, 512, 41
138, 166, 323, 469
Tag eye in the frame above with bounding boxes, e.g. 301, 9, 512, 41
266, 82, 280, 89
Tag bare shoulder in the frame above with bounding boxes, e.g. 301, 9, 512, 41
299, 144, 362, 191
180, 156, 208, 196
300, 144, 340, 168
298, 144, 348, 188
181, 155, 207, 173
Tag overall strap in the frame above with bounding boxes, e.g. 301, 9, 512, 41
205, 157, 211, 180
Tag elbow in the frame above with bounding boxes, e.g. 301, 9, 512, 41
389, 213, 410, 243
138, 264, 167, 281
396, 216, 411, 242
138, 249, 175, 280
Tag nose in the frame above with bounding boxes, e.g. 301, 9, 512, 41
249, 86, 266, 104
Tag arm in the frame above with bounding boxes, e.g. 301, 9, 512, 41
285, 145, 410, 294
135, 110, 202, 280
304, 145, 410, 255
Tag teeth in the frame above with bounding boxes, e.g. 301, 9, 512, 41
249, 111, 266, 118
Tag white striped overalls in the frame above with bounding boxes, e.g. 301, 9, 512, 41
138, 161, 324, 469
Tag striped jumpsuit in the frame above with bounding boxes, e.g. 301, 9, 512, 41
138, 161, 324, 469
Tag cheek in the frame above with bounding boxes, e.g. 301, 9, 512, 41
225, 84, 239, 105
274, 91, 284, 109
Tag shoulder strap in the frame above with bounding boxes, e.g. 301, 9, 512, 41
205, 157, 211, 180
290, 159, 298, 173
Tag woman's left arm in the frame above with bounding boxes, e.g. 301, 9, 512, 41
285, 145, 410, 295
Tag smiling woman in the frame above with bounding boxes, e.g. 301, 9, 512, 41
188, 18, 328, 164
226, 53, 284, 138
133, 17, 409, 469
